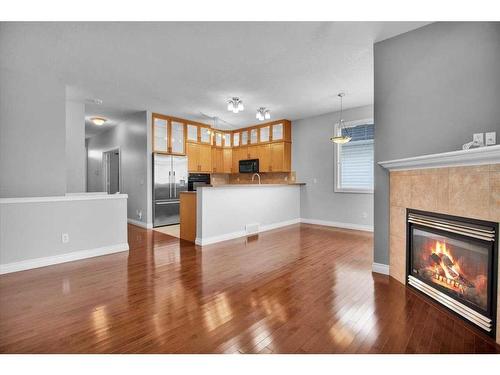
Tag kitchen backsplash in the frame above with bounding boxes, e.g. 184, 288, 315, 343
210, 172, 296, 185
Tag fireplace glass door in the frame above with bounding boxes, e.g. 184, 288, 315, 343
410, 227, 491, 314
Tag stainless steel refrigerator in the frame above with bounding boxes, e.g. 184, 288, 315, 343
153, 153, 188, 227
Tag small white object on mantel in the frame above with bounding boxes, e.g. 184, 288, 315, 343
378, 144, 500, 171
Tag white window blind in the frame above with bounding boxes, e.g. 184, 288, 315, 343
336, 123, 374, 193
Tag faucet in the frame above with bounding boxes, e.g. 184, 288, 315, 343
252, 173, 261, 184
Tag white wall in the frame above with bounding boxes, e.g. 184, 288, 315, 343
65, 98, 86, 193
292, 105, 374, 230
0, 195, 128, 273
87, 111, 150, 226
197, 185, 301, 245
0, 68, 67, 198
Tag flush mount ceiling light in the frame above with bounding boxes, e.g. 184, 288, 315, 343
91, 117, 107, 126
256, 107, 270, 121
330, 92, 352, 144
227, 97, 244, 114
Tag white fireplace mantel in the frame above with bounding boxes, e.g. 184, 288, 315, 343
378, 144, 500, 171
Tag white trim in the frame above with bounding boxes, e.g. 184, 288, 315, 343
378, 144, 500, 171
195, 218, 301, 246
0, 243, 129, 275
372, 262, 390, 275
0, 194, 128, 204
127, 218, 153, 229
300, 218, 373, 232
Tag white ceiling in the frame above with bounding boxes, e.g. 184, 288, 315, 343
2, 22, 430, 130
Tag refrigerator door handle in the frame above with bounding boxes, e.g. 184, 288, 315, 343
173, 171, 176, 196
168, 171, 172, 198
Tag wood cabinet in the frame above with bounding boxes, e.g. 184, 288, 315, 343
247, 145, 259, 159
212, 147, 223, 173
187, 143, 212, 172
152, 114, 187, 155
223, 149, 232, 173
269, 142, 291, 172
257, 144, 271, 172
154, 113, 292, 174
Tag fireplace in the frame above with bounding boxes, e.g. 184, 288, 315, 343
406, 209, 498, 336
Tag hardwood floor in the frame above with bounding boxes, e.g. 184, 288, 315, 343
0, 223, 499, 354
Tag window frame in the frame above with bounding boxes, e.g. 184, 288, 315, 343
334, 118, 374, 194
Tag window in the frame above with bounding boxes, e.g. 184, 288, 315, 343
335, 121, 374, 193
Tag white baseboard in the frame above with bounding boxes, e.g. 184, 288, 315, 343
300, 218, 373, 232
372, 262, 390, 275
0, 243, 129, 275
127, 218, 153, 229
195, 218, 301, 246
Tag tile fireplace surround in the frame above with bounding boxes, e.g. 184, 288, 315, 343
379, 145, 500, 343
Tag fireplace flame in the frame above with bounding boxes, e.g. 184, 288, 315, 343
428, 240, 474, 290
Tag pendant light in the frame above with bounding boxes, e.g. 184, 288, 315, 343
256, 107, 270, 121
227, 97, 244, 114
330, 92, 351, 144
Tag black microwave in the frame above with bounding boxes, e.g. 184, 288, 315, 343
239, 159, 259, 173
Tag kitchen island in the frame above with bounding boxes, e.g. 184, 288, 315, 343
181, 183, 304, 246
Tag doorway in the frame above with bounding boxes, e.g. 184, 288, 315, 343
103, 148, 121, 194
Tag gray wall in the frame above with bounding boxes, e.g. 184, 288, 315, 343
292, 105, 374, 228
0, 196, 128, 267
374, 22, 500, 264
65, 98, 86, 193
87, 111, 149, 225
0, 68, 67, 197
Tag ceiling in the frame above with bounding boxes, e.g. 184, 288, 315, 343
1, 22, 430, 131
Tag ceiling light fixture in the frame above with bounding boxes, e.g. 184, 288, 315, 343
256, 107, 270, 121
227, 97, 244, 114
330, 93, 351, 144
91, 117, 107, 126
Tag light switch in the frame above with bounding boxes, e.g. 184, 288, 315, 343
485, 132, 496, 146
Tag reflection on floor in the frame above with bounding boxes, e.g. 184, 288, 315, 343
154, 224, 180, 238
0, 224, 499, 353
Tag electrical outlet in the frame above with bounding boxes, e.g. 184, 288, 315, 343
362, 212, 368, 219
473, 133, 484, 146
61, 233, 69, 243
485, 132, 496, 146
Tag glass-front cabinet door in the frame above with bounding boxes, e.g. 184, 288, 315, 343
215, 132, 222, 147
250, 128, 258, 144
260, 126, 270, 142
272, 123, 283, 141
223, 133, 231, 148
200, 127, 211, 144
241, 130, 248, 145
171, 121, 185, 154
154, 118, 168, 152
187, 124, 198, 142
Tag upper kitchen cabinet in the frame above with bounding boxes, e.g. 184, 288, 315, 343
241, 130, 248, 146
233, 132, 240, 147
271, 120, 291, 142
152, 114, 186, 154
223, 133, 231, 148
250, 128, 258, 144
153, 117, 168, 152
259, 125, 270, 143
200, 126, 212, 144
215, 132, 223, 147
170, 121, 185, 154
186, 124, 198, 142
187, 143, 212, 173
